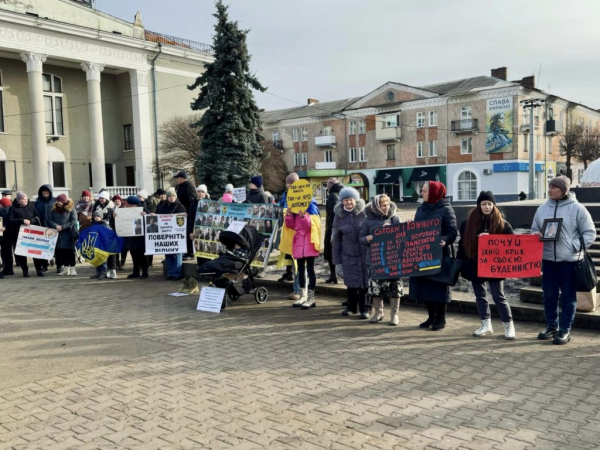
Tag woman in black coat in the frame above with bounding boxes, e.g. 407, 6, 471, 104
47, 195, 78, 276
324, 179, 344, 284
7, 191, 43, 277
457, 191, 515, 339
156, 188, 187, 280
409, 181, 457, 331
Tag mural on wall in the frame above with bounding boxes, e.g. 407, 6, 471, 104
485, 97, 513, 153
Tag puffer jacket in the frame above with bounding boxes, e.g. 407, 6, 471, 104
247, 187, 269, 204
359, 202, 401, 271
332, 199, 367, 289
34, 184, 55, 227
47, 199, 78, 250
156, 199, 186, 215
531, 192, 596, 262
7, 200, 41, 242
284, 212, 319, 259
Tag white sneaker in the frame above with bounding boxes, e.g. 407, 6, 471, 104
70, 267, 77, 276
503, 321, 516, 340
289, 292, 301, 300
473, 319, 493, 337
58, 266, 71, 276
107, 269, 117, 279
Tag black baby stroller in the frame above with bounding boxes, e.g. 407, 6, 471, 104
197, 225, 268, 309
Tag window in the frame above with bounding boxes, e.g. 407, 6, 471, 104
548, 107, 554, 119
384, 114, 399, 128
43, 74, 64, 136
461, 137, 472, 154
0, 70, 4, 132
105, 164, 114, 187
417, 142, 424, 158
458, 171, 477, 201
325, 150, 333, 163
323, 125, 332, 136
358, 119, 366, 134
301, 152, 308, 166
386, 144, 395, 160
536, 135, 540, 153
294, 153, 301, 167
349, 121, 356, 135
359, 147, 367, 162
428, 111, 438, 127
301, 127, 308, 141
416, 112, 425, 128
0, 160, 6, 188
272, 130, 280, 142
461, 106, 472, 120
428, 140, 437, 157
123, 124, 133, 151
349, 147, 357, 163
125, 166, 135, 186
51, 162, 66, 188
292, 128, 299, 142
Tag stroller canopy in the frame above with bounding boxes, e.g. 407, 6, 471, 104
220, 226, 262, 254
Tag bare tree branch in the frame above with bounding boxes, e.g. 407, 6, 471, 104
559, 123, 583, 180
259, 141, 288, 195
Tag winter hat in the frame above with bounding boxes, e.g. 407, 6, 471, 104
225, 183, 234, 193
250, 175, 263, 188
327, 177, 339, 190
81, 190, 91, 198
156, 189, 166, 196
286, 173, 299, 185
127, 195, 141, 206
476, 191, 496, 205
0, 198, 11, 207
166, 187, 177, 198
339, 187, 360, 202
56, 194, 68, 204
112, 195, 122, 202
173, 170, 189, 179
16, 191, 27, 201
549, 175, 571, 195
98, 191, 110, 200
426, 181, 446, 205
137, 189, 149, 199
196, 184, 208, 193
222, 193, 233, 203
93, 210, 103, 220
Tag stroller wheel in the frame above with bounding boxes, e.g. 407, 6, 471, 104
228, 291, 240, 301
254, 286, 268, 304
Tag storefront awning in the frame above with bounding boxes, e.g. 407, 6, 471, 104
347, 172, 370, 187
408, 166, 440, 184
374, 169, 403, 184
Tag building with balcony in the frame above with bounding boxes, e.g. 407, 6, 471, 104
0, 0, 214, 198
261, 67, 600, 204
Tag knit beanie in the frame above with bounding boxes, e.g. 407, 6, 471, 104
286, 173, 299, 185
327, 177, 339, 191
98, 191, 110, 200
339, 187, 360, 202
225, 183, 234, 193
56, 194, 68, 204
196, 184, 208, 193
156, 189, 166, 196
549, 176, 571, 195
81, 190, 91, 198
0, 198, 11, 207
251, 175, 263, 188
112, 195, 122, 202
137, 189, 149, 199
127, 195, 141, 206
476, 191, 496, 205
166, 187, 177, 198
222, 193, 233, 203
93, 210, 103, 219
16, 191, 27, 201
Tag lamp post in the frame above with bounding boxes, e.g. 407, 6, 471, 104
520, 98, 545, 200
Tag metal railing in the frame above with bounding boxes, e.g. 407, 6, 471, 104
103, 187, 140, 198
451, 119, 479, 132
145, 30, 213, 55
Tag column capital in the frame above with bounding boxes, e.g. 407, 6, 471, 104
20, 52, 47, 73
81, 62, 105, 82
130, 70, 149, 88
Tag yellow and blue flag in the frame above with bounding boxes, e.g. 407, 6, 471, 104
77, 225, 124, 267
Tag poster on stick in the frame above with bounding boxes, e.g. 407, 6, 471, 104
370, 219, 442, 280
144, 214, 187, 255
15, 225, 58, 260
114, 207, 144, 237
232, 187, 246, 203
478, 234, 543, 278
286, 179, 313, 213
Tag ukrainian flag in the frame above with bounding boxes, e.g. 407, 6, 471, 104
77, 225, 124, 267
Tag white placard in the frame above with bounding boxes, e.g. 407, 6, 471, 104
226, 221, 246, 234
197, 286, 226, 313
15, 225, 58, 260
144, 214, 187, 255
114, 207, 144, 237
232, 187, 246, 203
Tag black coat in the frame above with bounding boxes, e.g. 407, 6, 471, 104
0, 205, 10, 242
7, 200, 41, 243
188, 199, 200, 236
47, 201, 78, 250
457, 217, 514, 283
156, 199, 186, 215
93, 200, 115, 229
409, 197, 458, 304
175, 181, 197, 211
126, 206, 150, 250
324, 183, 343, 263
247, 187, 269, 204
34, 184, 55, 227
332, 199, 368, 288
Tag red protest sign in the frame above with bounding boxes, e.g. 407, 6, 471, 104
478, 235, 543, 278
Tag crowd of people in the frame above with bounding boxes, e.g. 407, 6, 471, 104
0, 170, 595, 346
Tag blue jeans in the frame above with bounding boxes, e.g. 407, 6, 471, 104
165, 254, 183, 277
97, 262, 107, 273
542, 260, 578, 332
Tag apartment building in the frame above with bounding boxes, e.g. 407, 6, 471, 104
261, 67, 600, 204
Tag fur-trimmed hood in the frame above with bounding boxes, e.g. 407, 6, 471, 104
52, 199, 74, 213
364, 201, 397, 220
334, 198, 366, 218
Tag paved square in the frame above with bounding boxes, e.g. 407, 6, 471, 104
1, 264, 600, 449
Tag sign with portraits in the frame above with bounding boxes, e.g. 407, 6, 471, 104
144, 214, 187, 255
114, 207, 144, 237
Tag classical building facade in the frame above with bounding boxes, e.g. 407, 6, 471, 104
261, 68, 600, 204
0, 0, 213, 197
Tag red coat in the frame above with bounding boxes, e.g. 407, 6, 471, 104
284, 212, 319, 259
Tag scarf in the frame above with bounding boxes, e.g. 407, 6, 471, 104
371, 194, 387, 217
427, 181, 446, 204
76, 199, 93, 214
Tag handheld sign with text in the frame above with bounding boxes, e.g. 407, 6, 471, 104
370, 219, 442, 280
15, 225, 59, 260
286, 179, 312, 213
232, 187, 246, 203
478, 234, 543, 278
144, 214, 187, 255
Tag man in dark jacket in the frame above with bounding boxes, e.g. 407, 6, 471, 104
247, 175, 269, 204
174, 170, 197, 260
0, 197, 13, 277
324, 177, 344, 284
8, 191, 44, 277
34, 184, 55, 272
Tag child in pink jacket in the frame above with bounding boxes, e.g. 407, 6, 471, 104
285, 210, 319, 309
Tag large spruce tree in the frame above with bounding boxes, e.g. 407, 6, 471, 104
189, 1, 266, 194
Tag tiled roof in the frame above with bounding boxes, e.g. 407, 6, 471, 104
260, 97, 361, 123
420, 76, 511, 95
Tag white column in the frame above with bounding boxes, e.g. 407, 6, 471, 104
81, 62, 106, 193
130, 70, 155, 191
20, 52, 49, 188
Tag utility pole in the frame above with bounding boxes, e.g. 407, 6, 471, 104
520, 98, 545, 200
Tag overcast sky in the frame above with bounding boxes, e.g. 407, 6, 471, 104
98, 0, 600, 112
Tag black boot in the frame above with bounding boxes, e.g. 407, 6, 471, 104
325, 262, 338, 284
538, 327, 559, 340
552, 330, 571, 345
431, 303, 447, 331
420, 303, 436, 328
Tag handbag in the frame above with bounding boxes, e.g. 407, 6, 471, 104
575, 237, 597, 293
427, 245, 462, 286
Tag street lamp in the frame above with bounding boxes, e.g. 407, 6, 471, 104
520, 98, 545, 200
